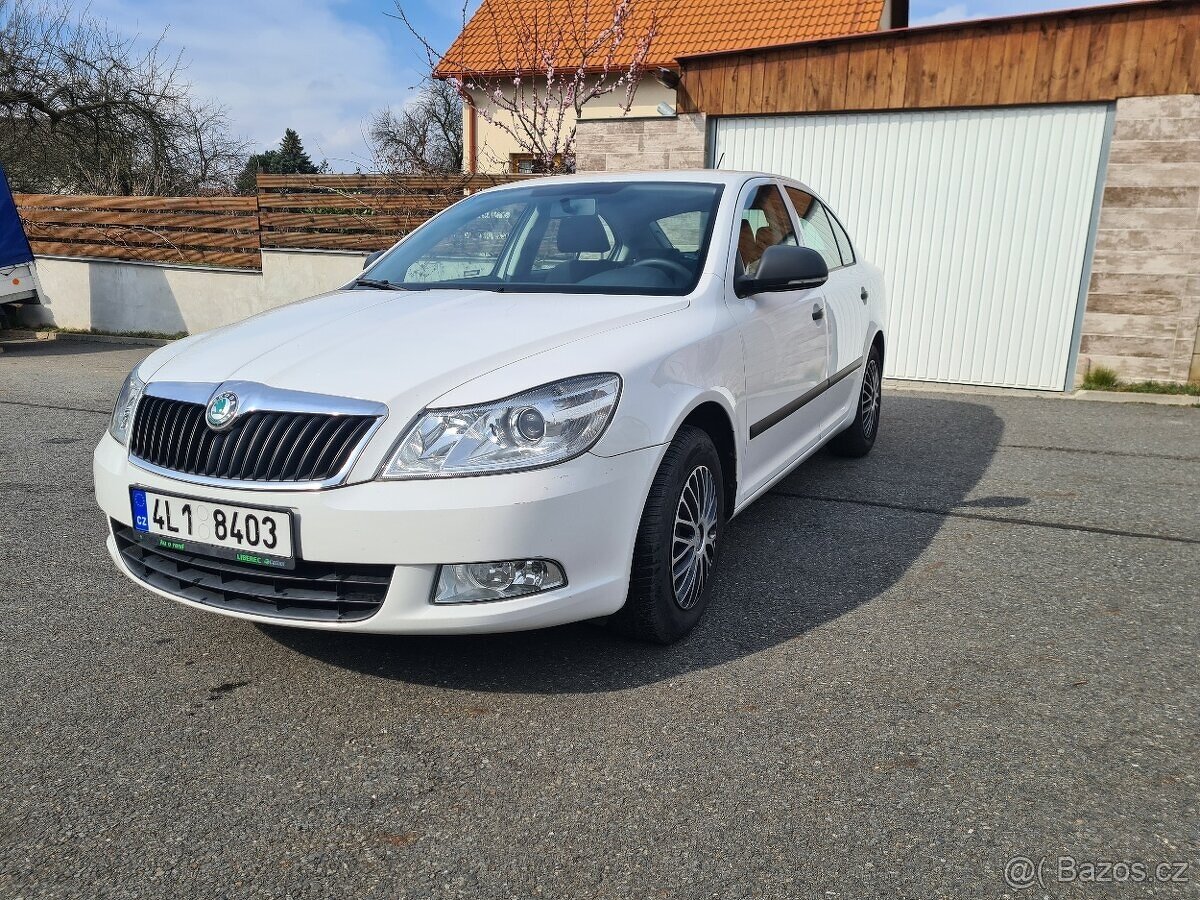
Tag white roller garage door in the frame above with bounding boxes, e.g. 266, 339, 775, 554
714, 105, 1111, 389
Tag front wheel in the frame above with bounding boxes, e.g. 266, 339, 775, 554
609, 425, 725, 644
830, 344, 883, 457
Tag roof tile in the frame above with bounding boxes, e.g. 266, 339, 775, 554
435, 0, 886, 76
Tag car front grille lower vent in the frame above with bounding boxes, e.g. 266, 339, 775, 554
113, 522, 390, 622
130, 394, 378, 484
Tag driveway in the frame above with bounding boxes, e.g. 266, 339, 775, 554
1, 341, 1197, 898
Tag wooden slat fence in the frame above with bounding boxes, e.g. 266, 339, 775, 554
14, 174, 532, 269
15, 194, 262, 269
254, 173, 529, 252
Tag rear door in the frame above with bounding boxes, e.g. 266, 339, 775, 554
783, 185, 867, 385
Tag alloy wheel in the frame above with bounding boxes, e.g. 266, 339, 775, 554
861, 357, 881, 439
671, 464, 718, 610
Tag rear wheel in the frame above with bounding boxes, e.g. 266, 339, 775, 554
610, 425, 725, 644
830, 343, 883, 457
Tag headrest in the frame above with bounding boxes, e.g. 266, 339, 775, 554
739, 220, 759, 260
756, 226, 776, 248
557, 215, 611, 253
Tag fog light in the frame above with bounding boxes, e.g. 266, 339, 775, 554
432, 559, 566, 604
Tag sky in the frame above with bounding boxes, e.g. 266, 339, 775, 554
87, 0, 1102, 171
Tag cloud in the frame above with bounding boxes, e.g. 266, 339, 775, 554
87, 0, 428, 171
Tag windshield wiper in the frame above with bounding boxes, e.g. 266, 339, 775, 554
354, 277, 407, 291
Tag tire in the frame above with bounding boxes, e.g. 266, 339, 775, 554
830, 343, 883, 458
610, 425, 726, 644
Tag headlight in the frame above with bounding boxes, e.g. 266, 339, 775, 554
380, 373, 621, 479
109, 368, 146, 445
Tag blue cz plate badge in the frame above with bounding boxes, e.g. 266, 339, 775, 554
131, 489, 151, 532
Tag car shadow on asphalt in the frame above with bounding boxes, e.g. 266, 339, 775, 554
262, 395, 1004, 693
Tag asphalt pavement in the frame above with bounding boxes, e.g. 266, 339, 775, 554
1, 341, 1197, 898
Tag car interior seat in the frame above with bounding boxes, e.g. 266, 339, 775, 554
544, 215, 618, 284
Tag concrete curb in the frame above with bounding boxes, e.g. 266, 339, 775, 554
885, 378, 1197, 406
53, 332, 175, 348
1072, 389, 1199, 407
884, 379, 1068, 400
0, 330, 57, 353
0, 331, 176, 351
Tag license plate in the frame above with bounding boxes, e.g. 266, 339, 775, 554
130, 488, 295, 570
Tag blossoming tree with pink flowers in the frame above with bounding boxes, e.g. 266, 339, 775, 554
392, 0, 659, 173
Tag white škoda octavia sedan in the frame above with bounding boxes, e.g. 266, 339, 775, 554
95, 172, 886, 643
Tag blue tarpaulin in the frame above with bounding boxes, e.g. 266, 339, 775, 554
0, 164, 34, 269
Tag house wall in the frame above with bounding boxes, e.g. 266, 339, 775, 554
574, 114, 707, 172
26, 248, 368, 335
1077, 94, 1200, 384
465, 79, 678, 173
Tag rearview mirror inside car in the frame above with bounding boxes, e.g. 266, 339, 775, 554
736, 245, 829, 297
553, 197, 597, 217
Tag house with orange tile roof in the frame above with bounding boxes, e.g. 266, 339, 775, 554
434, 0, 906, 174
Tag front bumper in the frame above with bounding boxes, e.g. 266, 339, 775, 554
94, 433, 663, 633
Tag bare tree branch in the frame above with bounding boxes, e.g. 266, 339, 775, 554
368, 79, 463, 175
0, 0, 247, 194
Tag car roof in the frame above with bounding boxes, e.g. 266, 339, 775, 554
478, 170, 814, 194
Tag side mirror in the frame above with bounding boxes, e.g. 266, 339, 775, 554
363, 249, 386, 270
736, 245, 829, 297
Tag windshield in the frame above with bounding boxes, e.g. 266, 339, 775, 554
360, 181, 724, 296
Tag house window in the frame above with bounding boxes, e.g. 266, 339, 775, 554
509, 153, 564, 174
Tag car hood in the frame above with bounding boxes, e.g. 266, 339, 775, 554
147, 288, 687, 409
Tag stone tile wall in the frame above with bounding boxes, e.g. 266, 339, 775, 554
1079, 95, 1200, 384
574, 114, 707, 173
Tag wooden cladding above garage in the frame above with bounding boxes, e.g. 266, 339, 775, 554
676, 1, 1199, 116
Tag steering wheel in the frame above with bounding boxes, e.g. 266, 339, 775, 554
630, 257, 693, 282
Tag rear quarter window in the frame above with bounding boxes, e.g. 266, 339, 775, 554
784, 187, 841, 270
824, 206, 856, 266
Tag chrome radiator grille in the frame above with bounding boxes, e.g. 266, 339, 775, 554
130, 394, 378, 484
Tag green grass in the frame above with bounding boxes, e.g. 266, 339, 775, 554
1081, 365, 1120, 390
1081, 365, 1200, 396
1117, 380, 1200, 396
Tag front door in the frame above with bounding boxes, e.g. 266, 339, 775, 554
726, 182, 830, 497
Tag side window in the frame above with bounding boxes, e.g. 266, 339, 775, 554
784, 187, 841, 270
738, 185, 797, 276
823, 205, 856, 266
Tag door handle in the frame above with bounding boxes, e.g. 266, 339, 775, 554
860, 287, 869, 302
812, 304, 824, 321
